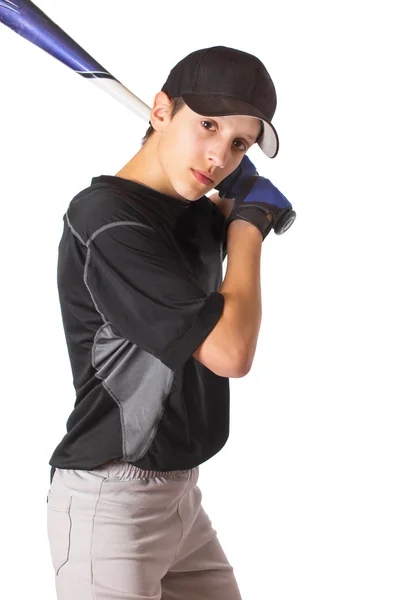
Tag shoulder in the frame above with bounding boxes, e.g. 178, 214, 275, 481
65, 181, 154, 244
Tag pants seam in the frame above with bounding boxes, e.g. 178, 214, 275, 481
90, 476, 107, 598
170, 473, 192, 566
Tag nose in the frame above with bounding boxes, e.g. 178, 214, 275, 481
206, 138, 232, 170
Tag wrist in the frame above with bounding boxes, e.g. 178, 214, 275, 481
226, 218, 263, 242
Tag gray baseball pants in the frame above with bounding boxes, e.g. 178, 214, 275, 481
46, 459, 242, 599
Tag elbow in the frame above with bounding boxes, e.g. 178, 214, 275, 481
211, 347, 250, 379
237, 361, 252, 378
230, 349, 253, 378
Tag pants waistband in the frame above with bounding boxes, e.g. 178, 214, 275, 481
50, 459, 197, 485
96, 459, 195, 480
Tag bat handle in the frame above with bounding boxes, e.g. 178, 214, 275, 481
89, 78, 151, 122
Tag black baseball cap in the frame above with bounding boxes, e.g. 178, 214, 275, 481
160, 45, 279, 158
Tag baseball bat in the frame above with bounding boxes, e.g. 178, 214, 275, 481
0, 0, 152, 121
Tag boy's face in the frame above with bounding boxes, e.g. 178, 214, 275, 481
154, 98, 263, 201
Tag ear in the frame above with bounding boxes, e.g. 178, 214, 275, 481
150, 91, 173, 132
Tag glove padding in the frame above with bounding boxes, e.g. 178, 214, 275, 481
215, 156, 296, 240
225, 176, 296, 240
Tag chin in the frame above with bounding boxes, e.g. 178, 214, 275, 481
173, 175, 209, 202
184, 190, 205, 201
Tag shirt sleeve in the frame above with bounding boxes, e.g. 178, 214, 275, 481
85, 219, 225, 372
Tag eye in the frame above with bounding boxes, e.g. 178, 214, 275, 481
233, 140, 247, 152
201, 120, 215, 131
201, 121, 248, 152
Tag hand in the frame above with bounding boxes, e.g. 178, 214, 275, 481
226, 175, 296, 240
215, 155, 296, 240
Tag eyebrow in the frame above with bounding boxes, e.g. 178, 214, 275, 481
248, 123, 264, 143
229, 132, 257, 145
239, 127, 262, 144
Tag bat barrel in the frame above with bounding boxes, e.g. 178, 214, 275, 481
0, 0, 151, 122
0, 0, 109, 75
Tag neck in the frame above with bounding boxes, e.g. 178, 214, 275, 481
114, 135, 178, 198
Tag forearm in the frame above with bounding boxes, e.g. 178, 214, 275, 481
218, 219, 263, 374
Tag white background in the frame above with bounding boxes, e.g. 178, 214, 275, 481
1, 1, 399, 598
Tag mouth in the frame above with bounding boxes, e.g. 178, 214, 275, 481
191, 169, 214, 185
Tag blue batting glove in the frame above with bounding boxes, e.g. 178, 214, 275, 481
226, 175, 296, 239
215, 155, 258, 199
215, 156, 296, 239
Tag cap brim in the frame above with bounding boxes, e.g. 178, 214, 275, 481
181, 93, 279, 158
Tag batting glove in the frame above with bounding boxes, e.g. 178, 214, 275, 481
215, 155, 296, 240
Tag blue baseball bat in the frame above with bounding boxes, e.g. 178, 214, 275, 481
0, 0, 151, 121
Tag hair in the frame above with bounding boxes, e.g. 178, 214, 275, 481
140, 96, 186, 147
140, 95, 265, 147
